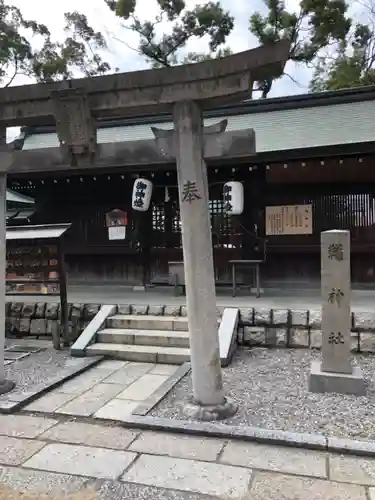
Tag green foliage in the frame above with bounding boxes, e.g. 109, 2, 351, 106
182, 46, 233, 64
249, 0, 351, 96
310, 1, 375, 91
32, 12, 111, 82
104, 0, 234, 67
0, 1, 111, 86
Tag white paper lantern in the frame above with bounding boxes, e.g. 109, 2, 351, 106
223, 181, 243, 215
132, 178, 153, 211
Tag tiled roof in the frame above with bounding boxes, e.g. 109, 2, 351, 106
22, 99, 375, 153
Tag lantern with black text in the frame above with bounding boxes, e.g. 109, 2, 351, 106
223, 181, 243, 215
132, 178, 153, 211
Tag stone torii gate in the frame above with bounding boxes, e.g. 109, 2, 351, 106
0, 41, 289, 419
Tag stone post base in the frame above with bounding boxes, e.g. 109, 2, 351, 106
0, 379, 15, 395
183, 397, 237, 421
308, 360, 365, 396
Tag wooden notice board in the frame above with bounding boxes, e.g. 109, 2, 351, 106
265, 204, 313, 236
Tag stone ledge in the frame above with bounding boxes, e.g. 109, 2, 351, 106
218, 308, 239, 367
327, 437, 375, 457
70, 305, 117, 357
0, 356, 103, 414
118, 415, 327, 451
115, 414, 375, 458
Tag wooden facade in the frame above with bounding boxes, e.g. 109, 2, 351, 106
7, 86, 375, 288
6, 152, 375, 287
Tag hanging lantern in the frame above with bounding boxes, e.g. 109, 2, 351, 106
223, 181, 243, 215
132, 178, 153, 211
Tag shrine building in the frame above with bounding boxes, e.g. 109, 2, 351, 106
7, 84, 375, 289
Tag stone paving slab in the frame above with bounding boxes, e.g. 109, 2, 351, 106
117, 374, 170, 401
2, 413, 375, 499
40, 421, 139, 450
25, 392, 77, 413
23, 442, 137, 480
220, 440, 327, 478
330, 454, 375, 486
96, 360, 129, 371
94, 399, 140, 420
0, 465, 89, 495
92, 479, 217, 500
0, 436, 46, 466
249, 471, 367, 500
102, 362, 154, 385
132, 363, 191, 417
56, 383, 125, 416
128, 430, 225, 461
0, 414, 57, 438
56, 367, 120, 395
148, 364, 180, 376
121, 454, 252, 498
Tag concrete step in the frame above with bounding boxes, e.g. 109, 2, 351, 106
106, 314, 189, 331
97, 328, 190, 348
86, 343, 190, 364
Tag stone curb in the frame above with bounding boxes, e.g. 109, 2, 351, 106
117, 414, 375, 458
0, 356, 103, 414
132, 362, 191, 416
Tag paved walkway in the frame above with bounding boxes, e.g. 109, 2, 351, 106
24, 360, 179, 421
7, 284, 375, 311
0, 412, 374, 499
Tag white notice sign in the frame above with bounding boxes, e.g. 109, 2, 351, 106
265, 204, 313, 236
108, 226, 126, 240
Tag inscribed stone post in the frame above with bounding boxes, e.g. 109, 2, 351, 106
321, 230, 351, 373
172, 101, 236, 419
309, 230, 365, 395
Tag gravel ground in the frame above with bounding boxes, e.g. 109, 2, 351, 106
1, 341, 97, 402
151, 348, 375, 440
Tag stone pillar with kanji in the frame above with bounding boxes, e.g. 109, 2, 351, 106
172, 100, 237, 420
309, 230, 365, 395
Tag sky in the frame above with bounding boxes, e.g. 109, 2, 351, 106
7, 0, 311, 96
5, 0, 363, 140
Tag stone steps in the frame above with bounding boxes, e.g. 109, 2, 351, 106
73, 308, 238, 367
86, 342, 190, 364
106, 314, 189, 332
83, 314, 191, 364
97, 328, 190, 348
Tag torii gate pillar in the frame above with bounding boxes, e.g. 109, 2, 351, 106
171, 101, 235, 419
0, 150, 16, 394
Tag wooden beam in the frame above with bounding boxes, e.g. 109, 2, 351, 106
0, 41, 290, 127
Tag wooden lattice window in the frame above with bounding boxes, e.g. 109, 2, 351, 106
172, 203, 181, 233
210, 200, 233, 248
152, 204, 165, 232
